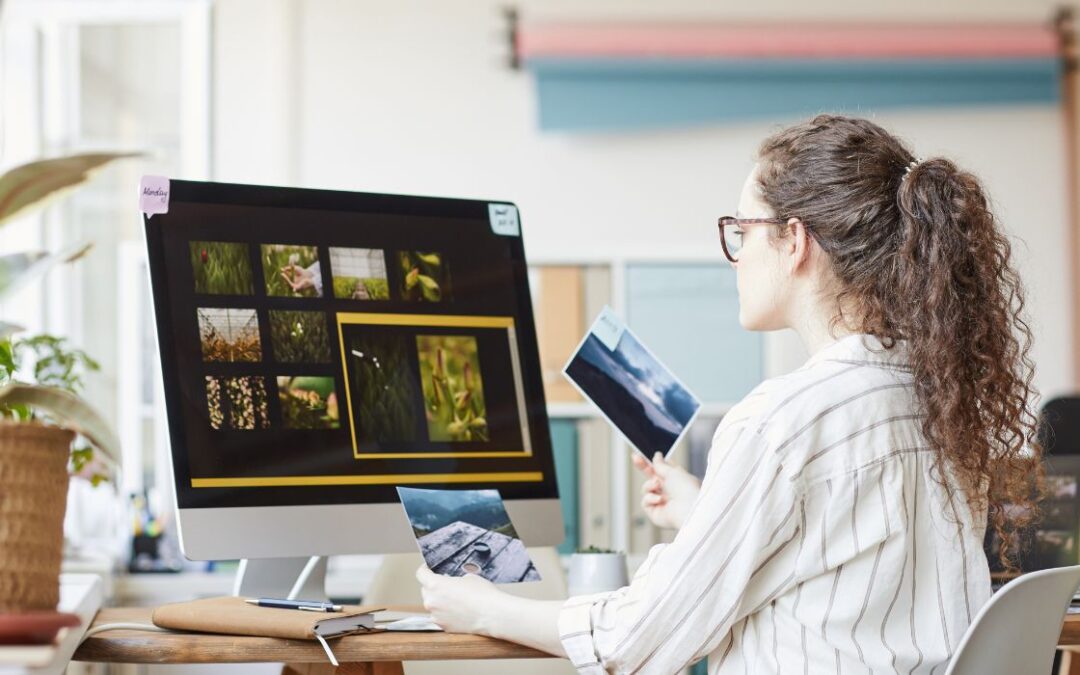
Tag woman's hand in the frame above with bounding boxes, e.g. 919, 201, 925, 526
279, 264, 316, 292
633, 452, 701, 530
416, 565, 504, 635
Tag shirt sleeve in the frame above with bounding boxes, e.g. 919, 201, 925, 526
558, 424, 802, 675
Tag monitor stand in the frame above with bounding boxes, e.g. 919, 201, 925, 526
232, 556, 328, 601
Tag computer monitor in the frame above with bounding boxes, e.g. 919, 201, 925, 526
144, 179, 563, 564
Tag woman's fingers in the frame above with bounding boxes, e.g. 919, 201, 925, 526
643, 493, 666, 507
632, 453, 656, 478
641, 477, 663, 495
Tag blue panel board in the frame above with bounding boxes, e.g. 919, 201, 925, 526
527, 57, 1061, 132
550, 419, 579, 554
626, 264, 762, 404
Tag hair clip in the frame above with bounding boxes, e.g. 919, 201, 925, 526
902, 158, 922, 180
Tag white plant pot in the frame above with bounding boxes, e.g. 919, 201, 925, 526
567, 552, 629, 597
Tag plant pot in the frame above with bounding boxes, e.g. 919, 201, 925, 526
567, 552, 629, 597
0, 422, 74, 612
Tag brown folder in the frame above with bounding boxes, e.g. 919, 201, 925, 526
151, 596, 382, 640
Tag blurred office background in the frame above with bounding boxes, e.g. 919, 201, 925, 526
1, 0, 1077, 672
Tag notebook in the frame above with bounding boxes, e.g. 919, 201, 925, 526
152, 596, 379, 640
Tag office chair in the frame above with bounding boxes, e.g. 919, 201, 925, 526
944, 565, 1080, 674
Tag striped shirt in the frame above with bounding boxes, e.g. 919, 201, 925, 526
558, 333, 990, 674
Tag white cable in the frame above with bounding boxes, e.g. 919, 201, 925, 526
78, 622, 170, 645
314, 633, 339, 666
232, 558, 249, 597
287, 555, 322, 600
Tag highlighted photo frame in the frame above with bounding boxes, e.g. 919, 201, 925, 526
336, 312, 533, 460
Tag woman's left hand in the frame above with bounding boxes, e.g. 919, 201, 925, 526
416, 565, 504, 635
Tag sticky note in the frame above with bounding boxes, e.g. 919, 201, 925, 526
139, 175, 170, 216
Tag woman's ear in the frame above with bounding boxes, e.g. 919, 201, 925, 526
788, 218, 814, 273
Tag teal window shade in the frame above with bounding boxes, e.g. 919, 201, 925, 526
626, 264, 762, 404
550, 419, 579, 554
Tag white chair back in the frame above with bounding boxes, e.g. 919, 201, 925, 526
945, 565, 1080, 675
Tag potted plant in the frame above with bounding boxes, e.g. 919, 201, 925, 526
0, 154, 131, 613
567, 545, 629, 597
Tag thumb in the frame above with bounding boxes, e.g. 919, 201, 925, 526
651, 452, 673, 478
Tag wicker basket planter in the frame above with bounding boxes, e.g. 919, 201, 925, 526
0, 422, 74, 612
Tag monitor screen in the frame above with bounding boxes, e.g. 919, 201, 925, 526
145, 180, 558, 511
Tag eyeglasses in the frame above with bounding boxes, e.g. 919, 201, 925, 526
717, 216, 790, 263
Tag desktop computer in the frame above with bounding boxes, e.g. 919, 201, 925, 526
143, 179, 563, 596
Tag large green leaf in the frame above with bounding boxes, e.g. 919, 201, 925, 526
0, 153, 140, 227
0, 384, 119, 464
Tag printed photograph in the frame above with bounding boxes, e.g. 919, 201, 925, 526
277, 376, 339, 429
269, 310, 331, 363
399, 251, 451, 302
189, 241, 253, 295
344, 332, 418, 443
564, 316, 700, 459
206, 376, 270, 430
197, 308, 262, 362
397, 487, 541, 583
330, 247, 390, 300
262, 244, 323, 297
417, 335, 488, 442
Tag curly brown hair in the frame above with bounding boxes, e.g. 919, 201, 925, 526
756, 114, 1042, 571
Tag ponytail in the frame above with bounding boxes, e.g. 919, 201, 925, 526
757, 115, 1042, 571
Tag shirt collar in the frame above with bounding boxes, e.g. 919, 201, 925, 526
804, 333, 911, 369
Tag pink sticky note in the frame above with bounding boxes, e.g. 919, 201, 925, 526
139, 175, 170, 216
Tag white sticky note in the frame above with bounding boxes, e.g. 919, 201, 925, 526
139, 175, 170, 216
591, 306, 625, 351
488, 203, 520, 236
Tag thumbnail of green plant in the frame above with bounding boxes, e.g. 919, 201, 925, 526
206, 376, 270, 430
417, 335, 488, 442
399, 251, 451, 302
346, 333, 417, 443
198, 308, 262, 362
329, 247, 390, 300
278, 376, 339, 429
269, 310, 331, 363
189, 241, 253, 295
262, 244, 322, 297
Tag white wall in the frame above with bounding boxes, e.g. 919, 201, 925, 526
213, 0, 1074, 400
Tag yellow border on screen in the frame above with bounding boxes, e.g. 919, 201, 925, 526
336, 312, 531, 459
191, 471, 544, 489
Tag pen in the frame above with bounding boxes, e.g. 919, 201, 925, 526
244, 597, 343, 612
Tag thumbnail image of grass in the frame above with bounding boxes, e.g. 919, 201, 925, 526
269, 310, 331, 363
278, 376, 339, 429
262, 244, 322, 298
417, 335, 488, 442
346, 333, 417, 443
329, 247, 389, 300
189, 241, 253, 295
206, 376, 270, 430
197, 308, 261, 362
399, 251, 451, 302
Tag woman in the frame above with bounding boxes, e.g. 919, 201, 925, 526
417, 114, 1041, 674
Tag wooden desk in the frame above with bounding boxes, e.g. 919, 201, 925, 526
72, 607, 553, 675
